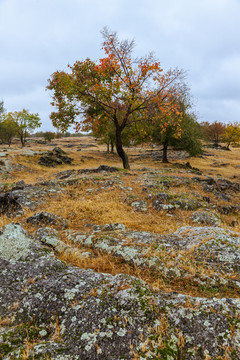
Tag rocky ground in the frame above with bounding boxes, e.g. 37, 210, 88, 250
0, 137, 240, 359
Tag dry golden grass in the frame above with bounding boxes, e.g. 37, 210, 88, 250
1, 138, 240, 299
188, 147, 240, 178
39, 184, 187, 234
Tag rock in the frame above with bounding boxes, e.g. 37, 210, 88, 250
193, 176, 240, 193
217, 205, 240, 215
93, 223, 126, 232
26, 212, 68, 229
216, 178, 239, 191
1, 223, 240, 359
192, 176, 217, 186
155, 192, 171, 202
0, 223, 35, 263
174, 162, 202, 174
0, 192, 22, 216
38, 147, 73, 167
70, 225, 240, 293
214, 191, 231, 201
152, 201, 179, 211
171, 198, 202, 211
52, 146, 66, 154
130, 200, 148, 212
152, 197, 202, 212
190, 211, 221, 226
11, 180, 26, 191
0, 152, 8, 157
10, 182, 63, 210
96, 165, 119, 172
78, 165, 119, 174
33, 227, 90, 260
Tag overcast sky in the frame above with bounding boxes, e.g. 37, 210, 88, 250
0, 0, 240, 131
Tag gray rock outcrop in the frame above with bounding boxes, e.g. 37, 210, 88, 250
0, 223, 240, 359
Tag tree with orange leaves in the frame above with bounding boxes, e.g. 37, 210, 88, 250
200, 121, 226, 148
47, 28, 185, 169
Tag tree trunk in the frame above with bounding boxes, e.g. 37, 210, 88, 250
110, 140, 114, 154
107, 143, 110, 153
115, 127, 130, 170
162, 140, 169, 163
20, 134, 25, 147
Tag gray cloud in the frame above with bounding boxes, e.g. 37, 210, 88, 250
0, 0, 239, 131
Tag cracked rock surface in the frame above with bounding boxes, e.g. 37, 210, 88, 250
0, 223, 240, 359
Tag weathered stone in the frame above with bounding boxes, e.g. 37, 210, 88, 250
70, 225, 240, 293
52, 146, 66, 154
152, 200, 179, 211
217, 205, 240, 215
93, 223, 126, 232
192, 176, 217, 186
38, 147, 73, 167
216, 178, 239, 191
34, 227, 90, 259
0, 192, 22, 216
171, 198, 202, 211
10, 182, 63, 210
190, 210, 221, 226
78, 165, 119, 174
11, 180, 26, 191
27, 212, 68, 229
1, 223, 240, 359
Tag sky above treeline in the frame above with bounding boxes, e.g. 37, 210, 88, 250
0, 0, 239, 131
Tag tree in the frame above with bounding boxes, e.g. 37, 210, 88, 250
0, 102, 18, 146
149, 98, 202, 162
0, 100, 5, 116
5, 109, 41, 146
0, 115, 18, 146
33, 131, 44, 138
47, 28, 185, 169
201, 121, 226, 148
43, 131, 56, 142
93, 121, 116, 153
222, 122, 240, 149
170, 114, 203, 155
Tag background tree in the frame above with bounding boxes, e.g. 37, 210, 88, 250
201, 121, 226, 148
94, 122, 116, 153
43, 131, 56, 142
33, 131, 44, 138
0, 100, 5, 116
149, 100, 202, 162
170, 113, 203, 155
47, 28, 185, 169
0, 115, 18, 146
85, 107, 131, 153
5, 109, 41, 146
221, 122, 240, 149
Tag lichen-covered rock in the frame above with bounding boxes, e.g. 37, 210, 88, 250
10, 181, 63, 209
34, 227, 90, 259
190, 210, 221, 226
93, 223, 126, 232
70, 225, 240, 295
1, 223, 240, 359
